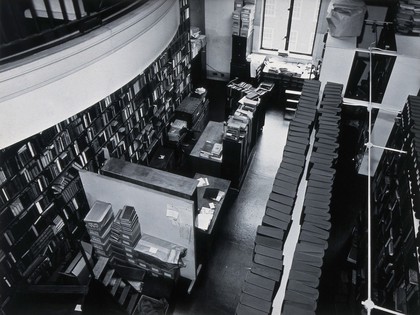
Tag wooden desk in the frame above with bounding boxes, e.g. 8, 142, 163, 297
189, 121, 224, 177
194, 173, 231, 235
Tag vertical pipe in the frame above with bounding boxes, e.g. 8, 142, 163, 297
366, 45, 373, 315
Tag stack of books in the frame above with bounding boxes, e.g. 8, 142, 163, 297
110, 205, 142, 265
84, 201, 114, 258
395, 1, 420, 34
224, 115, 250, 141
200, 141, 223, 159
168, 119, 187, 142
133, 234, 186, 279
232, 9, 241, 36
240, 4, 255, 37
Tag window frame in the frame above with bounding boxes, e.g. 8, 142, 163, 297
260, 0, 322, 57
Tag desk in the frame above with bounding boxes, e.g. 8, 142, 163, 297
194, 173, 231, 235
149, 146, 175, 171
189, 121, 224, 177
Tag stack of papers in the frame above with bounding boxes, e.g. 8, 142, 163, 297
196, 207, 215, 231
197, 177, 210, 187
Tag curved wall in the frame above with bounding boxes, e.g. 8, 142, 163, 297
0, 0, 179, 149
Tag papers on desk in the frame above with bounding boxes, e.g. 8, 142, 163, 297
263, 57, 313, 79
197, 177, 209, 187
214, 190, 225, 202
203, 188, 225, 202
196, 207, 215, 231
199, 141, 223, 159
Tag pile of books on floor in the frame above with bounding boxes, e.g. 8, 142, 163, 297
84, 201, 114, 258
200, 141, 223, 160
110, 205, 142, 266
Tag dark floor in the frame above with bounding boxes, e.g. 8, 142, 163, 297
170, 80, 290, 314
170, 79, 365, 315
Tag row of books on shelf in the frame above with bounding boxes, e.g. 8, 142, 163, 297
1, 163, 86, 237
0, 39, 189, 177
0, 14, 191, 173
0, 89, 177, 208
1, 211, 68, 277
371, 95, 420, 312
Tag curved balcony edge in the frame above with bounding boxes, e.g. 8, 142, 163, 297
0, 0, 179, 150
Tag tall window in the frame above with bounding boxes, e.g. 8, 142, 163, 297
261, 0, 321, 56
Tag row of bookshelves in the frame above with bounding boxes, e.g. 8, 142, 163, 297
370, 95, 420, 314
0, 2, 192, 307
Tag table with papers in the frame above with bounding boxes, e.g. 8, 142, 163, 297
193, 173, 231, 235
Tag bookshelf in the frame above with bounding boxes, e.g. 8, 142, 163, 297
0, 0, 192, 308
369, 95, 420, 314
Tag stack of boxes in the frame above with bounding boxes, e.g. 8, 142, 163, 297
84, 201, 114, 258
109, 205, 142, 266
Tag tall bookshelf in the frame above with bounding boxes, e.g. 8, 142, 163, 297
0, 0, 191, 308
369, 95, 420, 314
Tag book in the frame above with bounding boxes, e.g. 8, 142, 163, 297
84, 201, 113, 230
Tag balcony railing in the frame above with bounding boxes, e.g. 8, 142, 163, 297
0, 0, 148, 64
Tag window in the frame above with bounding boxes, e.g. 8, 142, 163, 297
265, 0, 276, 17
261, 0, 321, 56
262, 27, 275, 49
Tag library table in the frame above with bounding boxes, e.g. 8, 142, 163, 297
193, 173, 231, 235
189, 121, 224, 177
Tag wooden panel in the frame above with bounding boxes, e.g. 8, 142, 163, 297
79, 170, 197, 280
